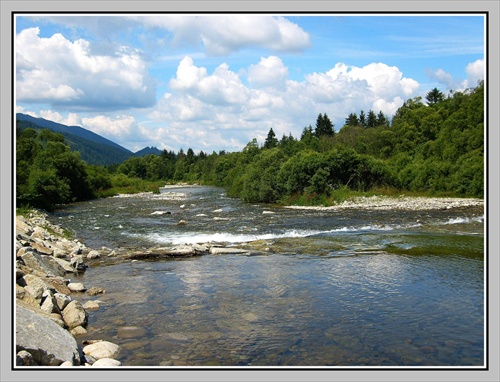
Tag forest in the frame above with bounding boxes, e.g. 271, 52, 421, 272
16, 81, 485, 211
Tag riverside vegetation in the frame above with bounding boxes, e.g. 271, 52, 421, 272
16, 82, 484, 212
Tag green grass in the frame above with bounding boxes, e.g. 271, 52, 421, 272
94, 174, 165, 198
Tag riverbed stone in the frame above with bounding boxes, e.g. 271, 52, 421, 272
117, 326, 147, 339
83, 341, 121, 360
67, 282, 87, 292
61, 300, 88, 329
92, 358, 122, 367
87, 250, 101, 259
70, 325, 88, 336
209, 246, 250, 255
83, 300, 100, 311
16, 304, 81, 366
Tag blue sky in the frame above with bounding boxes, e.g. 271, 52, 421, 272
15, 14, 485, 153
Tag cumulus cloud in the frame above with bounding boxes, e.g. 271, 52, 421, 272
466, 58, 485, 85
146, 56, 422, 151
135, 15, 311, 55
15, 27, 156, 110
247, 56, 288, 89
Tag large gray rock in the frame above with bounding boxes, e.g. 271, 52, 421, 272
21, 250, 66, 277
61, 300, 88, 329
16, 304, 81, 366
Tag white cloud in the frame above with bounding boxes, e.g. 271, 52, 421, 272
16, 27, 156, 110
135, 15, 310, 55
146, 56, 421, 152
426, 59, 484, 91
247, 56, 288, 89
466, 58, 485, 85
81, 115, 138, 140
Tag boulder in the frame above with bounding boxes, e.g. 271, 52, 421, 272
20, 274, 54, 301
30, 239, 54, 256
16, 350, 37, 366
16, 304, 81, 366
86, 250, 100, 259
83, 300, 100, 311
21, 250, 66, 277
53, 293, 72, 311
70, 255, 87, 271
52, 257, 76, 273
67, 282, 87, 292
61, 300, 88, 329
92, 358, 121, 367
83, 341, 121, 360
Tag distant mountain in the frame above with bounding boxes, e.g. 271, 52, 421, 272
134, 146, 163, 157
16, 113, 161, 166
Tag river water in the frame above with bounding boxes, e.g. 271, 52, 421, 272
49, 186, 485, 367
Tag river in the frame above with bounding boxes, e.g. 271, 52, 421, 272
48, 186, 485, 367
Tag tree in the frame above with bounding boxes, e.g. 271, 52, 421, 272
314, 113, 334, 137
425, 87, 445, 106
367, 110, 377, 128
264, 128, 278, 149
359, 110, 366, 128
345, 113, 359, 127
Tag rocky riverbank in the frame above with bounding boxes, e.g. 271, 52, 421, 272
285, 195, 484, 211
15, 210, 123, 367
15, 209, 259, 367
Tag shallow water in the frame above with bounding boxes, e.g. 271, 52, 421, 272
50, 186, 485, 367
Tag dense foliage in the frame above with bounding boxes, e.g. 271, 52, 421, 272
16, 82, 484, 210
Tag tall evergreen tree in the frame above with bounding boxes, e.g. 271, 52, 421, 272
314, 113, 334, 137
264, 128, 278, 149
359, 110, 366, 128
345, 113, 359, 126
367, 110, 377, 128
426, 87, 445, 105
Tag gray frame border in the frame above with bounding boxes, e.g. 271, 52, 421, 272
2, 1, 498, 382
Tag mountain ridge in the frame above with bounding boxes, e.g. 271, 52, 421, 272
16, 113, 162, 165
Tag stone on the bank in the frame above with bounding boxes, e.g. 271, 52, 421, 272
70, 325, 88, 336
87, 250, 100, 259
83, 341, 121, 360
40, 290, 60, 314
92, 358, 122, 367
21, 274, 54, 301
61, 300, 88, 329
16, 350, 37, 366
53, 257, 76, 273
16, 304, 81, 366
59, 361, 74, 367
54, 293, 72, 310
21, 250, 66, 277
67, 282, 86, 292
30, 239, 54, 256
70, 255, 87, 271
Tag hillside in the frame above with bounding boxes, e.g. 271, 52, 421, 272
16, 114, 157, 165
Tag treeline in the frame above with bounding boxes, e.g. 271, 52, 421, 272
116, 81, 484, 203
16, 81, 484, 211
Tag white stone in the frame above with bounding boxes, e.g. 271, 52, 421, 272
83, 341, 121, 360
92, 358, 122, 367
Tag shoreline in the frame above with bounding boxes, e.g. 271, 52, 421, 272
285, 195, 484, 211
